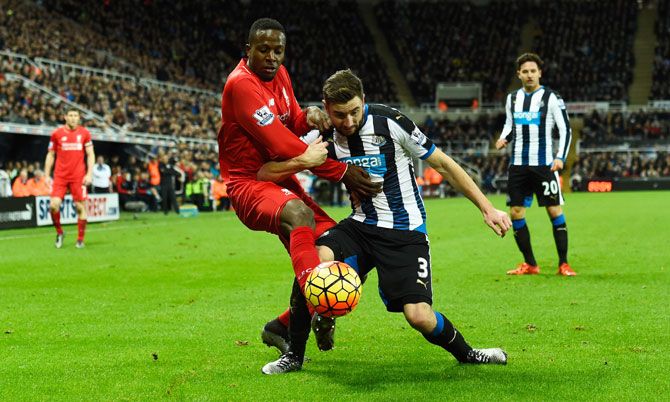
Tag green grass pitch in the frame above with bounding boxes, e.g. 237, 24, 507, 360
1, 192, 668, 401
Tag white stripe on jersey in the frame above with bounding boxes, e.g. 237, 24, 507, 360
330, 105, 434, 232
500, 86, 571, 166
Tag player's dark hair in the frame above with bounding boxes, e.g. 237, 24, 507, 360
248, 18, 285, 44
323, 69, 365, 104
65, 107, 79, 114
516, 53, 543, 70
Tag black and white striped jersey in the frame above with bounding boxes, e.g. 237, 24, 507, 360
499, 86, 572, 166
323, 103, 436, 233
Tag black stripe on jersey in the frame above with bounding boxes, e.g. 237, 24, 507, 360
368, 103, 416, 134
537, 89, 552, 165
346, 127, 378, 224
373, 115, 409, 228
407, 160, 426, 223
521, 93, 533, 165
560, 108, 571, 159
508, 93, 517, 144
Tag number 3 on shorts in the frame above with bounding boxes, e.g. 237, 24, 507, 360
542, 180, 559, 196
417, 257, 429, 279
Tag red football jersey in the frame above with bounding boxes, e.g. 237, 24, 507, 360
218, 59, 346, 191
49, 125, 92, 180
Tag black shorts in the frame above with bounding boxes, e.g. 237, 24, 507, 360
316, 218, 432, 313
506, 165, 564, 207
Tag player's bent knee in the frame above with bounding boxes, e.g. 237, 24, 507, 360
403, 303, 436, 333
547, 205, 562, 218
280, 199, 315, 229
50, 198, 62, 212
510, 206, 526, 219
317, 245, 335, 262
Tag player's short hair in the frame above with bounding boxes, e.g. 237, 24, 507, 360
517, 53, 543, 70
248, 18, 285, 44
65, 107, 79, 115
323, 69, 365, 104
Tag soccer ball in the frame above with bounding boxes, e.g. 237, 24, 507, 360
304, 261, 362, 318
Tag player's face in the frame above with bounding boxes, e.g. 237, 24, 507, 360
517, 61, 542, 92
246, 29, 286, 82
64, 111, 80, 129
325, 96, 365, 136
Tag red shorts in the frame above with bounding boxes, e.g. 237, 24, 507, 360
229, 177, 336, 250
52, 177, 87, 202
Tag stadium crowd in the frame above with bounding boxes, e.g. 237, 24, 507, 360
580, 109, 670, 146
532, 0, 637, 102
375, 0, 525, 104
652, 0, 670, 99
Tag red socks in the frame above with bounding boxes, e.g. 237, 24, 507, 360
77, 219, 87, 241
278, 309, 290, 326
51, 210, 63, 235
289, 226, 320, 290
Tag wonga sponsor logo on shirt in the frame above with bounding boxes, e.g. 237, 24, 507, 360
513, 111, 541, 125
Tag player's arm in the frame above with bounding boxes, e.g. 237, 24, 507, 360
44, 150, 55, 180
257, 135, 328, 182
84, 141, 95, 186
425, 148, 512, 237
495, 94, 513, 150
230, 78, 346, 182
550, 94, 572, 172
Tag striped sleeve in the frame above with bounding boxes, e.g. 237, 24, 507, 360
499, 93, 513, 141
549, 93, 572, 161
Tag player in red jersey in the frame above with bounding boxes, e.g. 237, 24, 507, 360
219, 18, 379, 356
44, 109, 95, 248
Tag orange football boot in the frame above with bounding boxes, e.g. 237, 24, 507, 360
557, 263, 577, 276
506, 262, 540, 275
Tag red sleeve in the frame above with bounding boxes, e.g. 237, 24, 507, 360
231, 78, 346, 182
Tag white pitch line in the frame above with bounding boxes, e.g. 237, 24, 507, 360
0, 220, 187, 241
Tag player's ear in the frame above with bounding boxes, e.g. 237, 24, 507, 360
245, 44, 251, 58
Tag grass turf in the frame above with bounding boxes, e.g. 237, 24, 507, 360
0, 191, 668, 401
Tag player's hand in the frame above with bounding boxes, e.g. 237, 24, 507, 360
305, 106, 332, 131
482, 207, 512, 237
495, 139, 508, 150
550, 159, 564, 172
83, 175, 92, 186
297, 136, 328, 168
341, 165, 382, 199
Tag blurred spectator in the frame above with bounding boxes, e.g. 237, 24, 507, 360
0, 164, 12, 197
91, 155, 112, 193
211, 174, 230, 211
29, 169, 51, 196
136, 171, 159, 211
11, 168, 31, 197
159, 153, 183, 214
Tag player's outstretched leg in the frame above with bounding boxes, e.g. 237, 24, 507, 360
405, 304, 507, 365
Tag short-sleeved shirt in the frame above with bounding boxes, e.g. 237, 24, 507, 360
321, 103, 436, 233
49, 126, 92, 180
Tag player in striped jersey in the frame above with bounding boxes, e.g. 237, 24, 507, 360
260, 69, 512, 374
495, 53, 576, 276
